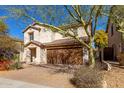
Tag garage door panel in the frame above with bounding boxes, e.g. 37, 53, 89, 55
47, 48, 83, 65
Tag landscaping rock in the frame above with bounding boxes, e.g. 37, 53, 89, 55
102, 61, 111, 71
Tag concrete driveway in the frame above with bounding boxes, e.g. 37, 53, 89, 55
0, 65, 74, 88
0, 77, 49, 88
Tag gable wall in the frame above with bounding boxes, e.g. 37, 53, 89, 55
24, 28, 40, 44
77, 26, 89, 37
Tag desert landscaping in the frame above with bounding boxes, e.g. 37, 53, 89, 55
0, 63, 124, 88
0, 64, 74, 88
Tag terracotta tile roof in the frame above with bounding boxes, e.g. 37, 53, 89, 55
32, 22, 82, 30
24, 37, 88, 48
44, 37, 88, 47
23, 21, 91, 34
58, 22, 82, 30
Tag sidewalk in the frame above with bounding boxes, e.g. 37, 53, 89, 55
0, 77, 50, 88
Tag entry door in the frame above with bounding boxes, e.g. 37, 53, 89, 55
30, 48, 36, 62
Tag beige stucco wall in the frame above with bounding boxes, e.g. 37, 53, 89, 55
108, 23, 122, 57
77, 26, 90, 37
39, 27, 55, 43
30, 24, 64, 43
23, 47, 30, 63
30, 24, 90, 43
40, 49, 47, 64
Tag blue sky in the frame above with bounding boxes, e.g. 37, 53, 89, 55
0, 6, 108, 40
0, 6, 29, 40
5, 18, 26, 40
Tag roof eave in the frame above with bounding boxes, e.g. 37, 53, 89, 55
23, 26, 41, 33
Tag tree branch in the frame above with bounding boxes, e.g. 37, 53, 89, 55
93, 6, 102, 35
87, 6, 95, 27
71, 5, 92, 37
65, 5, 91, 39
72, 6, 81, 18
71, 6, 85, 25
85, 6, 96, 37
64, 6, 81, 23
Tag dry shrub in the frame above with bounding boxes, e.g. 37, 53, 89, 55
54, 64, 81, 74
117, 53, 124, 66
71, 65, 105, 88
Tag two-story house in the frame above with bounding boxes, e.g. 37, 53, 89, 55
23, 22, 90, 65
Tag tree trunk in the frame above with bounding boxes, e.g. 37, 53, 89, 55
88, 47, 95, 68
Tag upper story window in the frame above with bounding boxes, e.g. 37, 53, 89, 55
111, 24, 114, 36
29, 32, 34, 41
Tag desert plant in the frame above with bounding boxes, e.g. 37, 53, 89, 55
9, 61, 23, 70
71, 65, 106, 88
0, 61, 11, 71
117, 53, 124, 66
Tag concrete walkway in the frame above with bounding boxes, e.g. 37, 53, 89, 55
0, 77, 50, 88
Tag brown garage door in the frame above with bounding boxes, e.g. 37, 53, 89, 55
47, 47, 83, 65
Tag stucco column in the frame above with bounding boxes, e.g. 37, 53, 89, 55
40, 49, 47, 64
24, 48, 31, 64
83, 47, 89, 64
35, 47, 41, 64
34, 47, 47, 64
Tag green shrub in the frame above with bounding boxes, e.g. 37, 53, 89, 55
9, 62, 23, 70
71, 65, 105, 88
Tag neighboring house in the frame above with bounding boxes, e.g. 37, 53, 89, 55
23, 22, 91, 65
12, 38, 24, 62
104, 22, 123, 61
